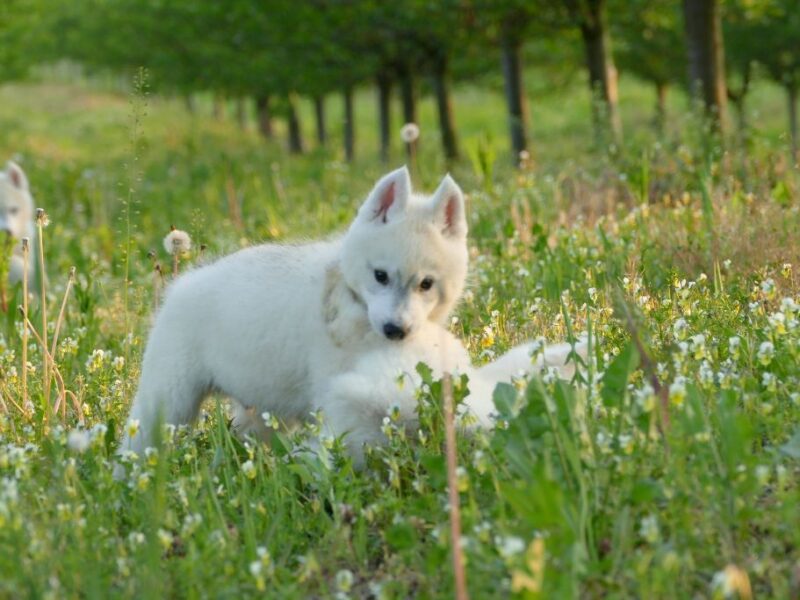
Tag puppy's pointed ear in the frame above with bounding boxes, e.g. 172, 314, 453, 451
357, 165, 411, 224
429, 174, 467, 238
6, 162, 28, 191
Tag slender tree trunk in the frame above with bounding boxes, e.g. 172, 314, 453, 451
789, 84, 798, 162
343, 86, 355, 162
212, 94, 224, 120
287, 95, 303, 154
655, 82, 667, 131
377, 75, 392, 163
235, 97, 247, 129
579, 0, 622, 144
184, 94, 196, 114
683, 0, 728, 133
500, 33, 528, 162
399, 68, 417, 125
432, 56, 459, 161
314, 96, 327, 146
255, 95, 273, 140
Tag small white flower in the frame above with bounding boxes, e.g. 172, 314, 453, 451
126, 419, 140, 439
335, 569, 354, 592
672, 318, 688, 340
241, 460, 257, 479
163, 228, 192, 255
112, 356, 125, 371
757, 341, 774, 366
639, 514, 659, 543
496, 535, 525, 560
67, 429, 90, 453
400, 123, 420, 143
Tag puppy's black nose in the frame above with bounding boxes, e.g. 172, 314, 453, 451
383, 322, 406, 340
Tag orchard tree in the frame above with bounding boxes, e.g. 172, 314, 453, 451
564, 0, 623, 144
614, 0, 685, 130
469, 1, 565, 162
748, 0, 800, 159
683, 0, 728, 133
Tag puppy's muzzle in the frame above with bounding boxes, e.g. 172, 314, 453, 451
382, 322, 407, 341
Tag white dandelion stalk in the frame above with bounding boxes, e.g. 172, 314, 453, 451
21, 237, 29, 416
164, 227, 191, 276
401, 123, 420, 173
443, 371, 469, 600
37, 209, 50, 405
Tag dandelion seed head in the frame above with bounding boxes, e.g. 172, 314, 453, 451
400, 122, 420, 143
163, 228, 192, 255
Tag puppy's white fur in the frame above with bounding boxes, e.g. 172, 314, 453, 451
121, 166, 470, 457
0, 161, 35, 283
317, 326, 584, 465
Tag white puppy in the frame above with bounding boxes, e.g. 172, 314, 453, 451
121, 166, 471, 457
0, 161, 35, 283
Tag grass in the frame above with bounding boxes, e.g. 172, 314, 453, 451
0, 71, 798, 598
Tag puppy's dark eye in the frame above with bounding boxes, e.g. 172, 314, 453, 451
420, 277, 434, 291
374, 269, 389, 285
8, 207, 18, 216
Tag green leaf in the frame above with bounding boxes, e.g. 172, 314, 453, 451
492, 382, 518, 418
601, 342, 640, 407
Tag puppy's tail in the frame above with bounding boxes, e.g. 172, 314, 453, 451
477, 335, 587, 383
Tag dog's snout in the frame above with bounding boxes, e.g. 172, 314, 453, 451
382, 322, 406, 340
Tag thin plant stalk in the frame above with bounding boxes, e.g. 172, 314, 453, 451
443, 373, 469, 600
22, 311, 78, 424
37, 209, 50, 405
21, 237, 29, 415
50, 267, 75, 366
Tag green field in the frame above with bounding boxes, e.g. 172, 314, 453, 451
0, 74, 798, 598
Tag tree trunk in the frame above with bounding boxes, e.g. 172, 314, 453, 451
683, 0, 728, 133
579, 0, 622, 144
255, 95, 273, 140
399, 68, 417, 125
789, 84, 798, 162
500, 34, 528, 162
287, 95, 303, 154
377, 75, 392, 163
184, 94, 196, 114
343, 86, 355, 162
314, 96, 327, 146
432, 56, 459, 161
212, 94, 224, 120
655, 82, 667, 131
235, 97, 247, 129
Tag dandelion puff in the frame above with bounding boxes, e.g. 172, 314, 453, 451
163, 227, 192, 255
400, 123, 420, 143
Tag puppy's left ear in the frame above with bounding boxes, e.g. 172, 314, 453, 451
6, 161, 29, 191
429, 174, 467, 238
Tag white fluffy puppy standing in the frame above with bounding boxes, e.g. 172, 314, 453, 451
120, 166, 471, 458
0, 161, 36, 283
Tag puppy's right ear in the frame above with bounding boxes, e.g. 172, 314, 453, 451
356, 166, 411, 225
6, 162, 28, 191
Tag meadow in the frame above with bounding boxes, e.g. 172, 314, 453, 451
0, 71, 798, 598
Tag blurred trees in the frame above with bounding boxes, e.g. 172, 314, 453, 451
2, 0, 800, 163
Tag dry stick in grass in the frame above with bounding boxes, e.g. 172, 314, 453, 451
613, 287, 670, 433
21, 237, 29, 415
443, 373, 469, 600
49, 266, 75, 374
21, 311, 82, 424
